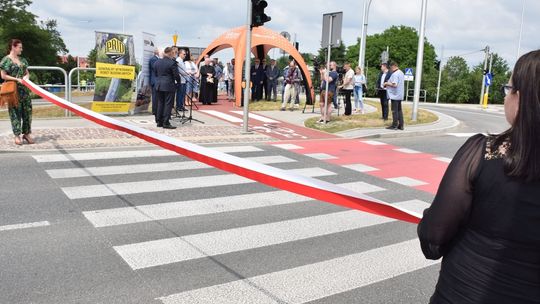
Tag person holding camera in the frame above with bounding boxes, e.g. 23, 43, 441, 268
319, 61, 338, 123
339, 62, 354, 116
280, 61, 301, 111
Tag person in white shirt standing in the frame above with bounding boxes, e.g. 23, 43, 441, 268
339, 62, 355, 115
384, 61, 405, 130
353, 67, 366, 114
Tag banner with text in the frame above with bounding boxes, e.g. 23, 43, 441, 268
93, 31, 136, 114
134, 32, 156, 114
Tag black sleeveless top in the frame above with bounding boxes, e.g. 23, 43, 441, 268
418, 134, 540, 304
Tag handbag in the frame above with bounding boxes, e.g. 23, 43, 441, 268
0, 81, 19, 107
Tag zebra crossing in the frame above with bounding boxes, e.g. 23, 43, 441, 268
31, 144, 439, 303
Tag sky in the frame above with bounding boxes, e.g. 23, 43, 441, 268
29, 0, 539, 68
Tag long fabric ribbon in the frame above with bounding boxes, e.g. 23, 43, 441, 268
24, 79, 421, 224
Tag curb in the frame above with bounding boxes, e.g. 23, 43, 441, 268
337, 109, 461, 139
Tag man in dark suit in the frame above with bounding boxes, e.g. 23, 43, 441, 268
153, 47, 181, 129
250, 58, 264, 101
149, 48, 160, 119
376, 63, 392, 121
265, 59, 279, 101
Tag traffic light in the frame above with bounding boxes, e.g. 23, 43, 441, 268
251, 0, 271, 27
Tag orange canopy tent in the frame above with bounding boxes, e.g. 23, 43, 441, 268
196, 26, 314, 107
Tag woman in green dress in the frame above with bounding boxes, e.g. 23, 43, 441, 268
0, 39, 33, 145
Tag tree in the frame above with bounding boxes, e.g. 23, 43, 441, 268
438, 56, 475, 103
0, 0, 69, 83
345, 26, 438, 99
317, 41, 347, 65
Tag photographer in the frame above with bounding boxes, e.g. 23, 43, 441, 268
318, 61, 338, 123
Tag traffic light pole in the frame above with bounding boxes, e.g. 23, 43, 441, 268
483, 52, 494, 108
242, 0, 253, 134
411, 0, 428, 122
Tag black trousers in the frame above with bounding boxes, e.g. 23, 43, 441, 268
263, 78, 268, 100
390, 99, 404, 128
156, 90, 174, 126
378, 89, 389, 120
343, 89, 353, 115
151, 85, 158, 120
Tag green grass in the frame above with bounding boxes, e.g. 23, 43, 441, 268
304, 101, 438, 133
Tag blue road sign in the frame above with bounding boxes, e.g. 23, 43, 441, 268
485, 73, 493, 86
404, 68, 414, 76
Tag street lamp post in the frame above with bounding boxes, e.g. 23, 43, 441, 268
358, 0, 373, 72
411, 0, 428, 121
517, 0, 526, 60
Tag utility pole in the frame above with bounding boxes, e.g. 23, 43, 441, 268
242, 0, 253, 133
323, 14, 334, 122
479, 46, 490, 105
483, 52, 494, 108
411, 0, 428, 121
435, 45, 444, 104
517, 0, 526, 60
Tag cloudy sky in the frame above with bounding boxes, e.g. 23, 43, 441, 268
29, 0, 538, 67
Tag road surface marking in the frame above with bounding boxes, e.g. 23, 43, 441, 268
200, 110, 244, 123
304, 153, 338, 160
343, 163, 380, 172
157, 238, 438, 304
46, 156, 296, 179
83, 182, 385, 228
33, 146, 262, 163
393, 148, 421, 154
362, 140, 387, 146
231, 111, 280, 123
433, 157, 452, 163
271, 144, 304, 150
0, 221, 50, 232
61, 167, 336, 199
387, 177, 429, 187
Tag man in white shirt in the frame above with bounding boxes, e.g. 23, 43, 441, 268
339, 62, 355, 115
175, 48, 188, 112
384, 62, 405, 130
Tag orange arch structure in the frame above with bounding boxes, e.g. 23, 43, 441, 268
196, 26, 314, 107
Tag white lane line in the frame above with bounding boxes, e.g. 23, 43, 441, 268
304, 153, 338, 160
200, 110, 244, 123
446, 133, 480, 137
433, 157, 452, 163
271, 144, 304, 150
231, 111, 280, 124
157, 239, 439, 304
362, 140, 387, 146
387, 177, 428, 187
0, 221, 50, 232
46, 156, 296, 179
113, 200, 421, 270
343, 163, 379, 172
83, 182, 385, 228
61, 167, 336, 199
393, 148, 421, 154
394, 200, 430, 214
32, 146, 262, 163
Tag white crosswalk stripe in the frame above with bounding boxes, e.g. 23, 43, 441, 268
61, 167, 336, 199
114, 200, 426, 270
32, 145, 262, 163
46, 155, 296, 179
83, 182, 384, 228
158, 239, 438, 304
38, 144, 436, 302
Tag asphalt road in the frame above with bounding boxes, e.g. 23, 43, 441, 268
0, 105, 506, 304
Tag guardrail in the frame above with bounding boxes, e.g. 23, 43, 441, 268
28, 66, 69, 117
67, 67, 96, 103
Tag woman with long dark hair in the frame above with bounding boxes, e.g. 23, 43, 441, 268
418, 50, 540, 303
0, 39, 33, 145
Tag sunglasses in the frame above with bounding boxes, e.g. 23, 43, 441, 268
500, 84, 514, 97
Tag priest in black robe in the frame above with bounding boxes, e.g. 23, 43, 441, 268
199, 57, 216, 105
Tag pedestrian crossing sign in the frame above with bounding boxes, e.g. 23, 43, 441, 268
405, 68, 414, 76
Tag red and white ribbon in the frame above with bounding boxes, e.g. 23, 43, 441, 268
24, 79, 421, 224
